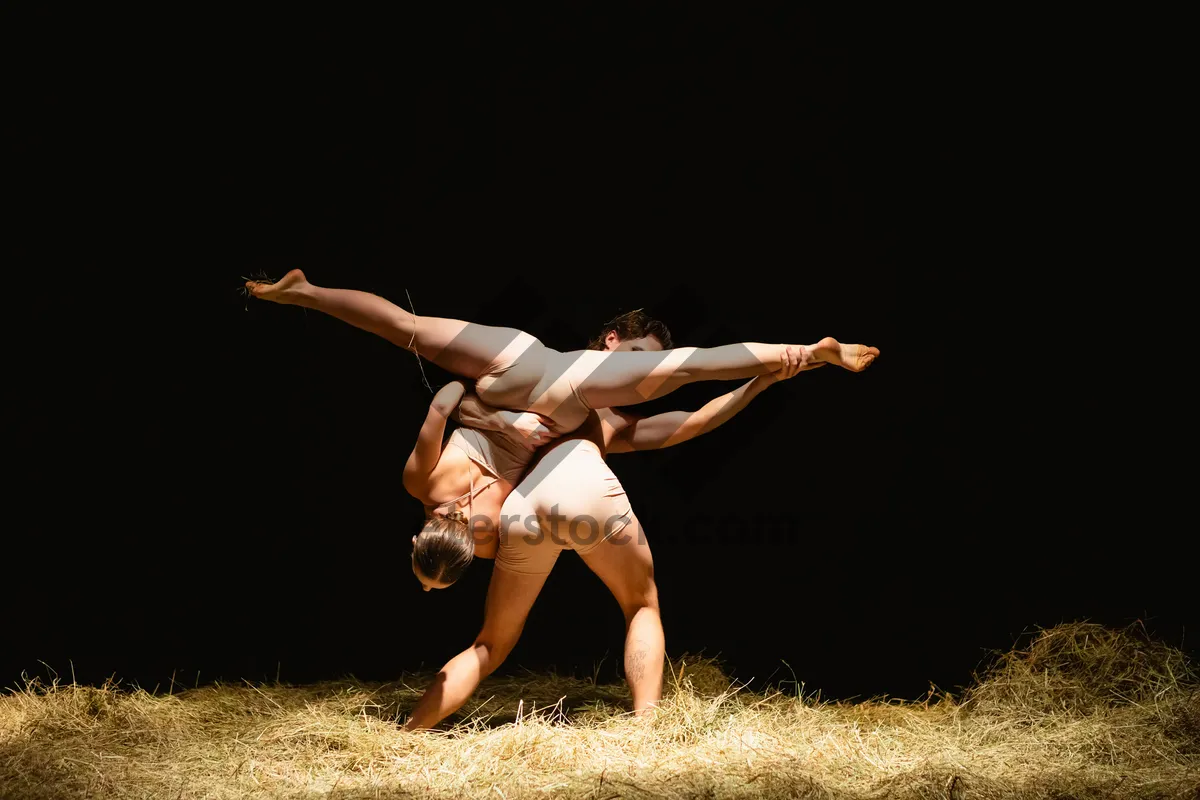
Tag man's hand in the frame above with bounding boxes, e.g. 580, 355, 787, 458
503, 410, 561, 451
762, 345, 820, 384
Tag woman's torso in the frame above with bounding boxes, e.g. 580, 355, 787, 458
424, 428, 533, 547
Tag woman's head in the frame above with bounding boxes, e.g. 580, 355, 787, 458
411, 516, 474, 591
587, 309, 673, 352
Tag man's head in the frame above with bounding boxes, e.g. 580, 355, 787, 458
411, 517, 473, 591
587, 309, 673, 352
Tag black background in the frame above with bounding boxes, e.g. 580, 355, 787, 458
4, 7, 1189, 703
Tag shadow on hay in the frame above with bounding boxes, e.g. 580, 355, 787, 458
0, 740, 104, 800
365, 656, 734, 730
365, 675, 635, 730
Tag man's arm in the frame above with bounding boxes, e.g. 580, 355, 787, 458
402, 382, 466, 498
608, 351, 817, 453
607, 377, 769, 453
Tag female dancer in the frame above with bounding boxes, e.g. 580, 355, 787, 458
244, 270, 878, 435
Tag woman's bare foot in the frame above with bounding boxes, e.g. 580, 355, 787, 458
245, 268, 312, 305
810, 336, 880, 372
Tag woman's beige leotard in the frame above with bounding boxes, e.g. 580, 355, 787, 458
428, 427, 532, 519
473, 332, 640, 434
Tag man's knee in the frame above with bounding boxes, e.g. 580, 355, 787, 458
619, 581, 660, 621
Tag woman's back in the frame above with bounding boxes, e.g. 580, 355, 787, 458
424, 427, 533, 545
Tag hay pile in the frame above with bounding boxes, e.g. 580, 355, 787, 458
1, 622, 1196, 798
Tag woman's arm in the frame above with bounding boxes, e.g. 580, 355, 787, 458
453, 394, 560, 452
402, 382, 466, 498
608, 351, 815, 453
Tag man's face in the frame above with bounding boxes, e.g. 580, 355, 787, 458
604, 331, 665, 352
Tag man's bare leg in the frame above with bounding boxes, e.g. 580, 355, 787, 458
578, 515, 664, 715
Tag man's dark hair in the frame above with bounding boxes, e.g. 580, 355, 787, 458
586, 309, 674, 351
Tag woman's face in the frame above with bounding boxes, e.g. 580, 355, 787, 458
411, 536, 453, 592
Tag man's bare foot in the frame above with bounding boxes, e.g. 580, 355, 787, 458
810, 336, 880, 372
632, 702, 660, 722
245, 268, 312, 305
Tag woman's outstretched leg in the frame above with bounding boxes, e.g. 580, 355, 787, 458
246, 269, 540, 381
538, 338, 879, 414
247, 271, 879, 424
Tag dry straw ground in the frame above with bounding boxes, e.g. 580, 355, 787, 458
2, 623, 1197, 799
